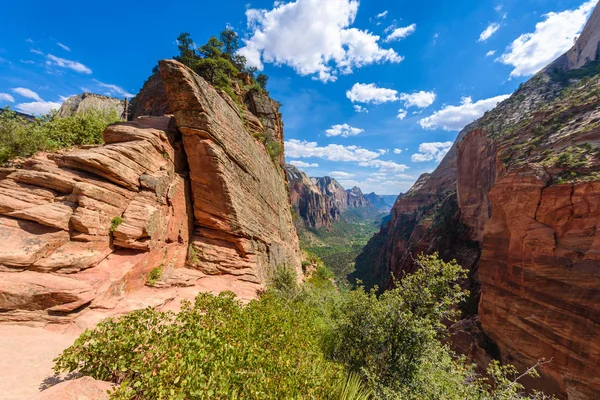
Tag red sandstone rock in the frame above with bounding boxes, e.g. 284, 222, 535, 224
29, 376, 112, 400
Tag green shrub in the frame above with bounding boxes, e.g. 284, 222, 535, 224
266, 140, 282, 162
268, 264, 298, 298
54, 291, 344, 399
109, 216, 123, 233
0, 106, 120, 164
146, 266, 163, 287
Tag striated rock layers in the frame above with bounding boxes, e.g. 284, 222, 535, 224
285, 165, 372, 228
57, 93, 127, 119
159, 59, 301, 283
286, 164, 339, 228
0, 59, 301, 326
355, 6, 600, 399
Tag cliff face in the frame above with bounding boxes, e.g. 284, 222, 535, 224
0, 60, 301, 326
285, 164, 339, 228
286, 170, 375, 228
346, 186, 370, 208
57, 93, 127, 119
365, 192, 392, 212
356, 7, 600, 398
159, 59, 301, 283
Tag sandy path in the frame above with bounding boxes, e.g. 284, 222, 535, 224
0, 325, 78, 400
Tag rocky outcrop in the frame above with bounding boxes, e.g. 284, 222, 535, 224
57, 93, 127, 119
365, 192, 392, 212
356, 5, 600, 398
31, 376, 112, 400
0, 59, 301, 327
346, 186, 370, 208
129, 71, 172, 119
159, 60, 301, 283
314, 176, 349, 212
286, 164, 338, 228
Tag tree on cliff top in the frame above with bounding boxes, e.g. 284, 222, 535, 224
174, 29, 268, 94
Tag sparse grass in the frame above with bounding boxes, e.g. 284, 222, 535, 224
146, 266, 163, 287
109, 216, 123, 233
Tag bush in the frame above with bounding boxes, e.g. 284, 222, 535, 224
53, 253, 553, 400
0, 107, 120, 164
146, 266, 163, 287
54, 291, 345, 399
109, 216, 123, 233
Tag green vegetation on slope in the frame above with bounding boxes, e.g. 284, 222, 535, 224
0, 106, 121, 164
54, 254, 553, 400
298, 207, 386, 287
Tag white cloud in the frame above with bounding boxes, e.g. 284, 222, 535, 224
25, 38, 34, 44
30, 49, 43, 55
46, 54, 92, 74
20, 59, 35, 64
11, 87, 42, 101
393, 148, 402, 154
397, 109, 407, 120
285, 139, 381, 162
411, 142, 453, 162
478, 23, 500, 42
325, 123, 364, 137
399, 91, 436, 108
330, 171, 355, 178
358, 159, 409, 173
419, 94, 510, 131
94, 80, 135, 98
289, 160, 319, 168
57, 42, 71, 52
0, 93, 15, 102
378, 149, 389, 155
375, 10, 388, 19
385, 24, 417, 42
353, 104, 368, 113
347, 82, 398, 104
238, 0, 402, 82
15, 101, 62, 115
486, 50, 496, 57
499, 0, 595, 77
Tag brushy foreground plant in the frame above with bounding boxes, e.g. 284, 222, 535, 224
0, 106, 120, 164
54, 253, 554, 400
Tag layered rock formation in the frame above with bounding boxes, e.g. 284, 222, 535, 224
286, 164, 338, 228
346, 186, 370, 208
57, 93, 127, 119
356, 6, 600, 398
159, 59, 301, 283
365, 192, 393, 212
285, 167, 374, 228
0, 59, 301, 327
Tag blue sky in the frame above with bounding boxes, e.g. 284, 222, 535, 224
0, 0, 596, 194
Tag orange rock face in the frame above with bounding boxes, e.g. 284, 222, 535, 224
479, 169, 600, 397
0, 60, 301, 328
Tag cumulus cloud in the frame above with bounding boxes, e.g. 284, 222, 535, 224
419, 94, 510, 131
238, 0, 402, 82
358, 159, 409, 173
57, 42, 71, 52
353, 104, 368, 113
290, 160, 319, 168
0, 93, 15, 102
486, 50, 496, 57
94, 80, 135, 98
285, 139, 381, 162
399, 91, 436, 108
330, 171, 355, 178
478, 23, 500, 42
375, 10, 388, 19
11, 87, 42, 101
397, 109, 407, 120
325, 123, 364, 137
30, 49, 43, 55
378, 149, 389, 155
346, 83, 398, 104
385, 24, 417, 42
393, 148, 402, 154
15, 101, 62, 115
46, 54, 92, 74
411, 142, 453, 162
498, 0, 595, 77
